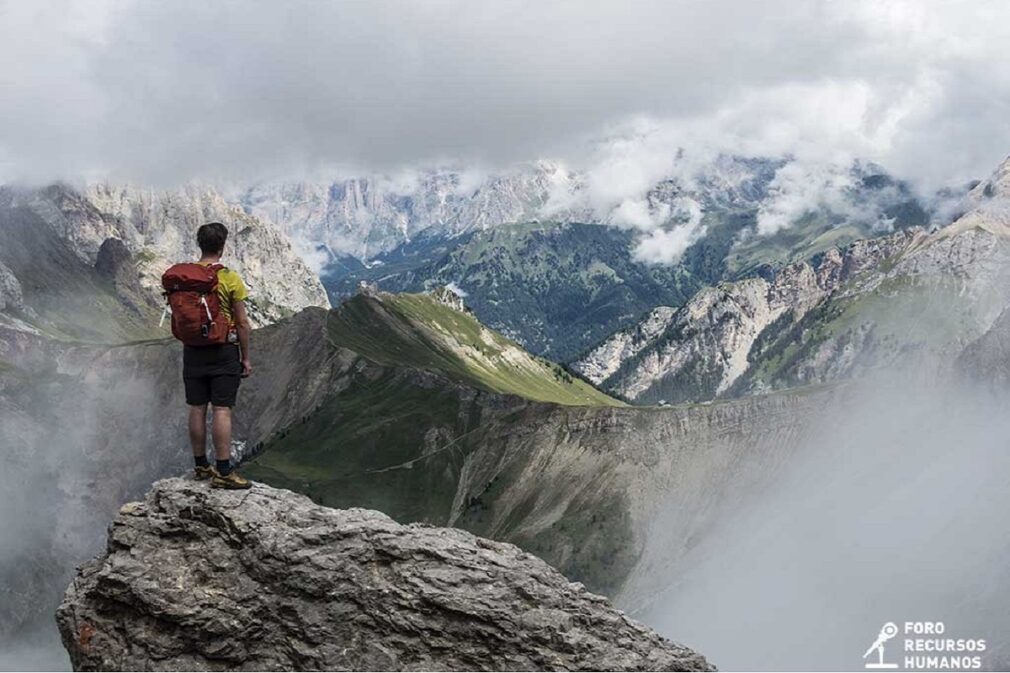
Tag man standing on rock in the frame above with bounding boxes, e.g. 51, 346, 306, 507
162, 222, 253, 489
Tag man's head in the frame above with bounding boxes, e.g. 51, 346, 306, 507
197, 222, 228, 257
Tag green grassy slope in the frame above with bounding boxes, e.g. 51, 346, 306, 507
326, 223, 702, 361
245, 289, 625, 591
328, 290, 623, 406
246, 370, 473, 522
244, 367, 636, 594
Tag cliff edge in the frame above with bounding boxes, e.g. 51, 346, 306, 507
56, 478, 713, 672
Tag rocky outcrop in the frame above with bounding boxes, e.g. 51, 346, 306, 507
429, 284, 468, 312
0, 307, 370, 638
234, 162, 590, 260
0, 260, 23, 312
57, 478, 712, 672
13, 183, 329, 326
575, 169, 1010, 405
572, 229, 923, 403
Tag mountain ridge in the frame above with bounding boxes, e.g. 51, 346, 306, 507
236, 155, 934, 262
572, 227, 928, 403
326, 287, 621, 406
309, 156, 940, 360
571, 157, 1010, 404
0, 182, 330, 337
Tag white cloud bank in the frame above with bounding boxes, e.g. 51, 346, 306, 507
1, 0, 1008, 259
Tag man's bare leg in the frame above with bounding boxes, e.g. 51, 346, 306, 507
209, 405, 250, 488
211, 405, 232, 463
188, 404, 214, 478
188, 404, 208, 457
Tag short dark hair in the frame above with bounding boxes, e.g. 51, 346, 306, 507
197, 222, 228, 255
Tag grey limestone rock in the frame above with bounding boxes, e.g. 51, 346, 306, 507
57, 478, 713, 672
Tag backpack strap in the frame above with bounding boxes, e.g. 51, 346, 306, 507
204, 263, 226, 292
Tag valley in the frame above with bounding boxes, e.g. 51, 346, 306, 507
2, 154, 1009, 671
6, 4, 1010, 668
303, 156, 937, 361
0, 282, 828, 666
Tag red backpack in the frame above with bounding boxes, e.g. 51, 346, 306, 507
161, 263, 231, 346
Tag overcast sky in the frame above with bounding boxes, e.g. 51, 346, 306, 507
1, 0, 1009, 190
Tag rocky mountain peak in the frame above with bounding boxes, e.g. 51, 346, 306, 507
572, 227, 928, 403
941, 155, 1010, 244
429, 284, 468, 312
16, 182, 331, 327
57, 478, 712, 672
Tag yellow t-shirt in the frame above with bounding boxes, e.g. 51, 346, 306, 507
198, 264, 248, 323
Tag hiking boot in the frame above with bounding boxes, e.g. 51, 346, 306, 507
210, 470, 252, 490
194, 465, 216, 481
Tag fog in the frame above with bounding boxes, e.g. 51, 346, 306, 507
0, 339, 187, 671
0, 629, 69, 671
635, 374, 1010, 670
8, 335, 1008, 671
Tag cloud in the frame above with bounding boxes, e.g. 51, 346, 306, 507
445, 281, 467, 298
0, 0, 1008, 197
288, 236, 331, 275
755, 162, 864, 236
630, 197, 706, 265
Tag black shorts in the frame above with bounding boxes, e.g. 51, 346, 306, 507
183, 344, 242, 407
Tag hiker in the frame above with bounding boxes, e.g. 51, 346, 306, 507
161, 222, 253, 489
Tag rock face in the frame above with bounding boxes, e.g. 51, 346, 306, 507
235, 162, 589, 260
574, 176, 1010, 405
572, 228, 924, 403
0, 260, 23, 312
429, 284, 468, 313
234, 156, 927, 262
8, 183, 329, 327
57, 478, 713, 672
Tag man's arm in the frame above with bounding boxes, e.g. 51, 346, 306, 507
233, 300, 252, 377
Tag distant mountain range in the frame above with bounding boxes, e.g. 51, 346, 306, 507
233, 155, 937, 262
324, 223, 704, 361
573, 157, 1010, 403
299, 156, 943, 360
4, 154, 1010, 669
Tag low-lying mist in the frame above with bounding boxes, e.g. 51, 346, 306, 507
635, 372, 1010, 670
0, 341, 187, 671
